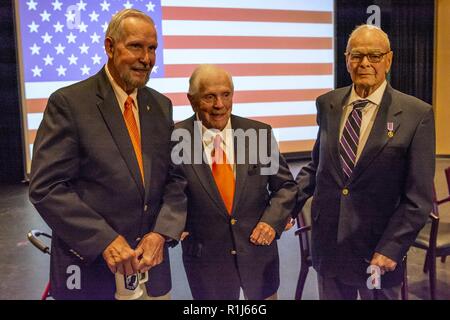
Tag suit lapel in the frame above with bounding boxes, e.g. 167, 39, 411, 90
349, 84, 402, 183
95, 68, 145, 199
231, 116, 249, 215
188, 118, 230, 216
138, 88, 157, 203
328, 86, 352, 184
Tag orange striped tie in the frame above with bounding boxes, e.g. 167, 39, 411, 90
123, 96, 144, 184
211, 135, 235, 214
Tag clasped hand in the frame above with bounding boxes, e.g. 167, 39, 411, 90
102, 233, 165, 275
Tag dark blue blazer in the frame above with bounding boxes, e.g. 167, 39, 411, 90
154, 115, 297, 299
296, 84, 435, 287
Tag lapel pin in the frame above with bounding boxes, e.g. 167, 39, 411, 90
146, 105, 150, 111
387, 122, 394, 138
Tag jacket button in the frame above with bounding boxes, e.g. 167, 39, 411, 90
231, 218, 237, 225
144, 205, 148, 212
342, 188, 349, 196
135, 237, 142, 242
231, 250, 237, 255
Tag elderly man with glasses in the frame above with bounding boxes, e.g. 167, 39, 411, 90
295, 24, 435, 300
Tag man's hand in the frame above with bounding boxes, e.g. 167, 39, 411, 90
136, 232, 165, 273
180, 231, 189, 241
250, 222, 276, 246
370, 252, 397, 275
102, 235, 140, 275
284, 217, 295, 231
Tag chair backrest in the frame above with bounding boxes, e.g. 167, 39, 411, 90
445, 167, 450, 195
295, 197, 313, 263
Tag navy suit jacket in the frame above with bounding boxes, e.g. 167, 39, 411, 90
154, 115, 297, 299
29, 68, 174, 299
295, 84, 435, 287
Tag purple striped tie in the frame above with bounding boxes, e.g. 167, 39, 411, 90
340, 99, 370, 179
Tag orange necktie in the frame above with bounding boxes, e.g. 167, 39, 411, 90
211, 135, 235, 214
123, 96, 144, 184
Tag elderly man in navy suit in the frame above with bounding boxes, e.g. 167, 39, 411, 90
295, 25, 435, 299
153, 65, 297, 300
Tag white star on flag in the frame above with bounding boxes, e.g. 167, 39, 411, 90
123, 1, 133, 9
53, 21, 64, 33
77, 0, 88, 11
43, 54, 54, 66
54, 43, 65, 55
102, 22, 108, 33
26, 0, 38, 11
28, 21, 39, 33
146, 2, 155, 12
81, 64, 91, 75
152, 65, 158, 74
89, 11, 99, 22
41, 32, 53, 44
78, 22, 88, 33
79, 43, 89, 54
40, 10, 51, 22
56, 65, 67, 76
91, 54, 102, 65
51, 0, 63, 11
67, 54, 78, 65
65, 10, 77, 22
90, 33, 101, 43
66, 32, 77, 44
30, 43, 41, 55
100, 1, 110, 11
31, 65, 42, 77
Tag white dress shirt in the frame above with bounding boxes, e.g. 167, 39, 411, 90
198, 116, 236, 176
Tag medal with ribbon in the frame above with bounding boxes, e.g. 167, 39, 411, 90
387, 122, 394, 138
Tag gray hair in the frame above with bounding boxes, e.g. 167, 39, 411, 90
346, 24, 391, 52
105, 9, 155, 42
188, 64, 234, 97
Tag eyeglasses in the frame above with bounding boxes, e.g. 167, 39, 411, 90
345, 51, 391, 63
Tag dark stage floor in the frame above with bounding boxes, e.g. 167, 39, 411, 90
0, 160, 449, 300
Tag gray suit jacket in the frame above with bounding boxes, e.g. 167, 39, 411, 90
154, 115, 297, 299
295, 84, 435, 287
29, 67, 174, 299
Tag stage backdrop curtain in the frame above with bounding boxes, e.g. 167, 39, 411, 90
336, 0, 434, 104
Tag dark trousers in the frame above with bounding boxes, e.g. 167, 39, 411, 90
318, 274, 402, 300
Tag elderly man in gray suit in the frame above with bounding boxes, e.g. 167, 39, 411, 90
295, 24, 435, 300
29, 9, 173, 299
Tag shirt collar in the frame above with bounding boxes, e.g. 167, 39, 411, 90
105, 64, 138, 109
197, 115, 232, 147
347, 80, 388, 108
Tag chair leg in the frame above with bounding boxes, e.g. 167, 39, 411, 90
295, 266, 309, 300
423, 252, 430, 273
429, 253, 436, 300
401, 258, 408, 300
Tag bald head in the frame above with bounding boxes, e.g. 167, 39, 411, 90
346, 24, 391, 53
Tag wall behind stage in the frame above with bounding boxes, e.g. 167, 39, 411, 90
435, 0, 450, 156
0, 0, 23, 183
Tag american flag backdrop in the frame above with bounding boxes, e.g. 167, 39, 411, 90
15, 0, 334, 173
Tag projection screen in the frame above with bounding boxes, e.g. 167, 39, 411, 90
14, 0, 335, 174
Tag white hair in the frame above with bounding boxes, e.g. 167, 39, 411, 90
188, 64, 234, 97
